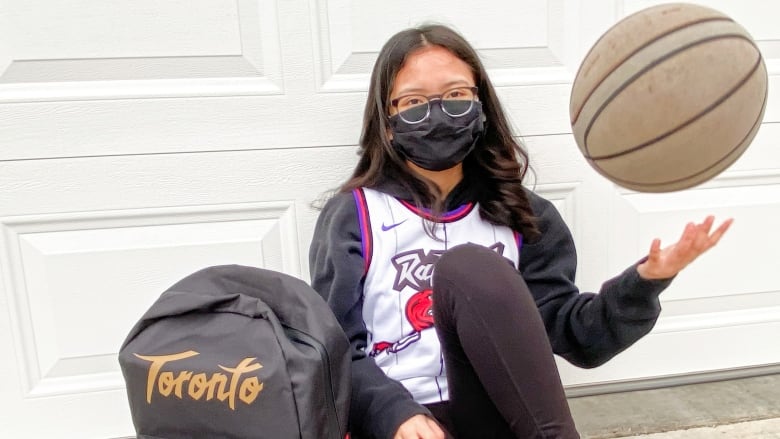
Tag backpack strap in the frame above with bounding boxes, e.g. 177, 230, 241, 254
351, 188, 373, 276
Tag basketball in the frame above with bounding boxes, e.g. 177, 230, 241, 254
570, 3, 768, 192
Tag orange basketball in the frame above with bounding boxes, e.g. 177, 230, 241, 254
570, 3, 767, 192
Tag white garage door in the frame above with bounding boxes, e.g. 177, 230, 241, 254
1, 1, 778, 437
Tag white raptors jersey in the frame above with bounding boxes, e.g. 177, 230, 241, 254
353, 187, 522, 404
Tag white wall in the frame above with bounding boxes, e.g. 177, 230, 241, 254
0, 1, 778, 437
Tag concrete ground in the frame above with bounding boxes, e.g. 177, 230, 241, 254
620, 418, 780, 438
568, 373, 780, 438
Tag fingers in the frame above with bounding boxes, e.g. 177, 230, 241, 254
700, 215, 715, 234
675, 222, 696, 255
707, 218, 733, 247
674, 216, 732, 264
693, 216, 733, 252
394, 414, 446, 439
639, 216, 732, 280
425, 417, 446, 439
691, 216, 714, 251
647, 238, 662, 262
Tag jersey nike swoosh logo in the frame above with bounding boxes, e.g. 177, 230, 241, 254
381, 219, 407, 231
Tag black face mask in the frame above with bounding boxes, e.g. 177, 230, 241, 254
389, 102, 484, 171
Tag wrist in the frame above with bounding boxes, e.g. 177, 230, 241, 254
636, 262, 654, 279
635, 261, 676, 282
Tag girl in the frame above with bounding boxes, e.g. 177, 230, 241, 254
309, 24, 732, 439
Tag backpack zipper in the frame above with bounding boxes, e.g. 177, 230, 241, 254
284, 326, 342, 439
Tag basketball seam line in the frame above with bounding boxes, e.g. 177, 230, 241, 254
570, 16, 734, 125
588, 70, 767, 188
582, 34, 761, 160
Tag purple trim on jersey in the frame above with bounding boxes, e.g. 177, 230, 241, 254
515, 231, 523, 251
352, 188, 373, 275
398, 199, 475, 223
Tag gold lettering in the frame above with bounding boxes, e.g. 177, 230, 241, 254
134, 351, 199, 403
218, 357, 262, 410
206, 373, 228, 401
171, 371, 192, 399
158, 371, 175, 396
239, 377, 264, 405
134, 351, 263, 409
188, 373, 208, 400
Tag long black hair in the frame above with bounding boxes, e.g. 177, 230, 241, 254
340, 24, 539, 239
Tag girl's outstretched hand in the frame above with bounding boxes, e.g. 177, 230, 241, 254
637, 215, 733, 280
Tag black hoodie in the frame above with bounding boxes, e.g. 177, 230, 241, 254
308, 178, 673, 439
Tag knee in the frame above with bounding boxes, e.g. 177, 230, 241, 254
434, 243, 514, 283
433, 243, 526, 305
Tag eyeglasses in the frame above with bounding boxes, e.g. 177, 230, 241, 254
390, 86, 479, 124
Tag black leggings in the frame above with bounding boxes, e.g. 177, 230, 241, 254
428, 243, 580, 439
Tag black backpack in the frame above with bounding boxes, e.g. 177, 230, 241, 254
118, 265, 350, 439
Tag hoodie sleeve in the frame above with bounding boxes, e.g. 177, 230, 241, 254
520, 190, 674, 368
308, 192, 431, 439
